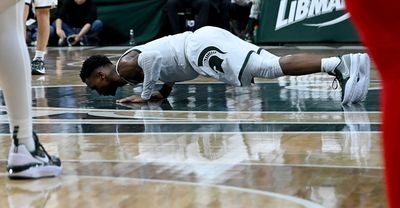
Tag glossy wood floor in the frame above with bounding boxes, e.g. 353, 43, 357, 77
0, 46, 384, 208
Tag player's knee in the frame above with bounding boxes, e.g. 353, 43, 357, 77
249, 54, 283, 79
263, 58, 284, 78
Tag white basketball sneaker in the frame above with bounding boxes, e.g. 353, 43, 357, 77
330, 53, 371, 105
7, 131, 62, 179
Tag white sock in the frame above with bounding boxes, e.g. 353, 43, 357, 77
33, 50, 46, 61
321, 57, 341, 73
12, 123, 35, 152
0, 1, 35, 151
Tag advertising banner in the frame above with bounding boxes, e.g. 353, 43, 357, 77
257, 0, 360, 43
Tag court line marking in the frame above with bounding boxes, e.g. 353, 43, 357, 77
284, 84, 381, 92
66, 54, 122, 67
86, 111, 380, 122
61, 108, 383, 114
0, 174, 322, 208
0, 158, 382, 170
28, 159, 381, 170
31, 84, 86, 88
62, 175, 324, 208
0, 105, 382, 114
0, 156, 383, 170
0, 131, 381, 136
89, 45, 366, 51
0, 120, 381, 125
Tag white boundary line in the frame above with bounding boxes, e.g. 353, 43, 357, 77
88, 45, 367, 51
30, 159, 382, 170
0, 159, 384, 170
59, 175, 326, 208
0, 158, 383, 170
0, 105, 382, 114
0, 120, 382, 125
0, 131, 382, 136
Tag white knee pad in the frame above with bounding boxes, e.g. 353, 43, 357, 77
248, 53, 284, 79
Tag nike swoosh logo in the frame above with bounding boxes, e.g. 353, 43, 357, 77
304, 13, 350, 28
34, 155, 49, 163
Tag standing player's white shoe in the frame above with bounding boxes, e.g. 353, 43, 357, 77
330, 53, 371, 105
7, 132, 62, 179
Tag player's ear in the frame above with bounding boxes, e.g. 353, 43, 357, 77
96, 70, 106, 80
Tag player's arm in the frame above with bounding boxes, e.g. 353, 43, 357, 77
116, 81, 174, 103
117, 51, 170, 103
138, 51, 164, 102
117, 81, 174, 103
151, 82, 175, 100
73, 23, 91, 44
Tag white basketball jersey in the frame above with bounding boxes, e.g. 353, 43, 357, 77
25, 0, 57, 8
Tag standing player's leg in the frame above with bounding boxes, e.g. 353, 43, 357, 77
31, 6, 51, 75
0, 0, 61, 179
345, 1, 400, 208
31, 0, 57, 75
0, 0, 18, 13
23, 0, 30, 41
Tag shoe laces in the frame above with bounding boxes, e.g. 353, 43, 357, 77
32, 132, 53, 162
32, 59, 44, 66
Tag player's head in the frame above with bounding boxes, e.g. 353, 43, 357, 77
80, 55, 124, 96
74, 0, 87, 5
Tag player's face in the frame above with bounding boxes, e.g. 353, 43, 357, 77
85, 70, 118, 96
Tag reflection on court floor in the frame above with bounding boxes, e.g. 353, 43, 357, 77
0, 46, 384, 208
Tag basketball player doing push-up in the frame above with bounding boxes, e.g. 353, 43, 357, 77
80, 26, 370, 105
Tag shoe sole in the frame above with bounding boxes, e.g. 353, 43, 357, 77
349, 53, 370, 104
8, 166, 62, 179
342, 53, 370, 105
356, 54, 371, 102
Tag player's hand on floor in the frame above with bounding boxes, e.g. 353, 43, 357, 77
116, 95, 146, 103
150, 91, 164, 100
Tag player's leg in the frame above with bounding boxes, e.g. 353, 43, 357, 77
31, 7, 50, 75
0, 0, 19, 13
280, 54, 331, 75
23, 1, 31, 40
248, 52, 370, 104
1, 0, 33, 152
0, 0, 61, 179
31, 0, 57, 74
